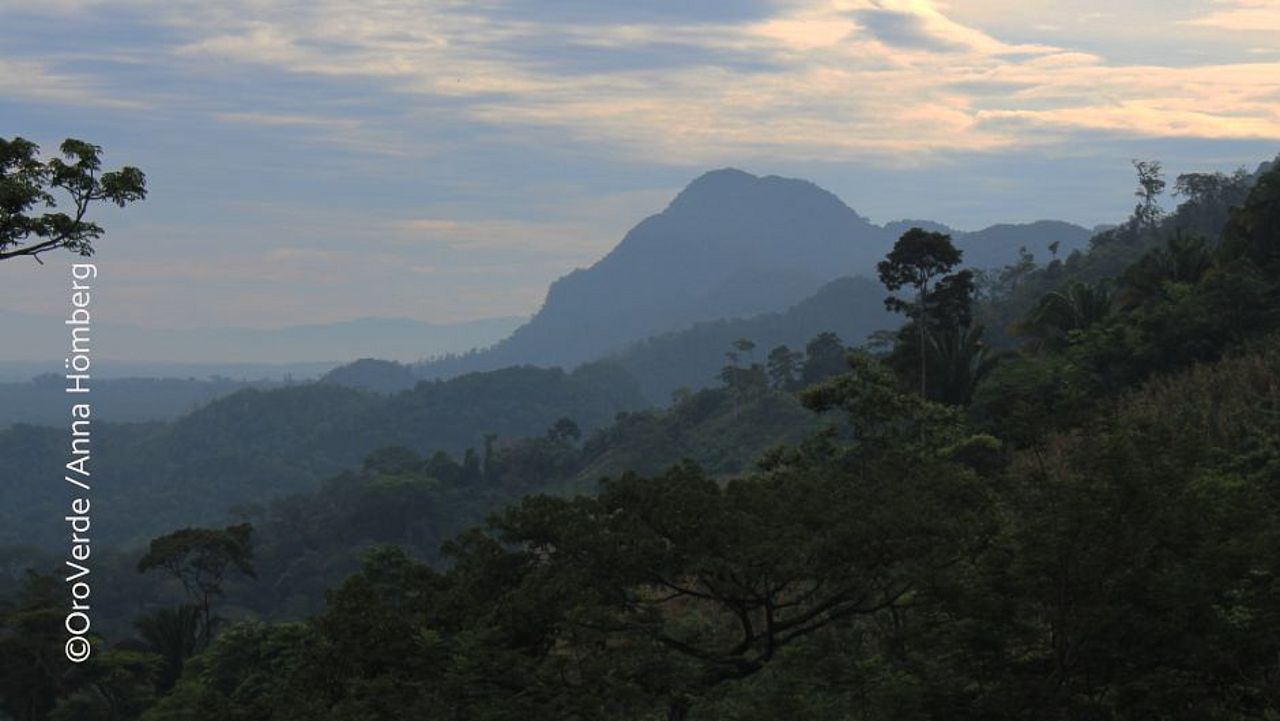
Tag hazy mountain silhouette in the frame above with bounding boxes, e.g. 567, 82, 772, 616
458, 169, 890, 370
411, 168, 1091, 379
608, 275, 894, 402
0, 312, 524, 366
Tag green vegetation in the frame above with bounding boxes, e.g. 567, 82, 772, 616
0, 364, 647, 548
4, 155, 1280, 720
0, 137, 145, 261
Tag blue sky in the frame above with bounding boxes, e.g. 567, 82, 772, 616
2, 0, 1278, 329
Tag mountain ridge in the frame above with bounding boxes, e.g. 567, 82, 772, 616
412, 168, 1091, 379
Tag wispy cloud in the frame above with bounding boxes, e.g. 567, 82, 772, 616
1185, 0, 1280, 32
0, 58, 149, 110
142, 0, 1279, 164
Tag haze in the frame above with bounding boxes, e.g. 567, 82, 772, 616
2, 0, 1278, 345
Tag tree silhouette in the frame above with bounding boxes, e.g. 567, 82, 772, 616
877, 228, 964, 397
766, 345, 801, 389
0, 137, 146, 262
1130, 159, 1166, 234
137, 524, 256, 648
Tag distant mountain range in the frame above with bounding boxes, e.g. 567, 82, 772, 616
412, 168, 1092, 378
0, 313, 525, 368
0, 168, 1094, 420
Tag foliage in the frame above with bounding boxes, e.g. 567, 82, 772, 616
7, 153, 1280, 721
0, 137, 146, 261
137, 524, 256, 647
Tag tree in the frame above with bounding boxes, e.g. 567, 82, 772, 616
0, 571, 76, 721
482, 432, 499, 483
461, 447, 483, 485
721, 339, 757, 388
137, 524, 256, 648
1220, 158, 1280, 274
0, 137, 146, 262
877, 228, 964, 397
1171, 168, 1252, 237
48, 648, 160, 721
1130, 159, 1166, 234
766, 345, 802, 389
361, 445, 422, 475
1021, 280, 1112, 350
135, 605, 203, 692
923, 324, 1001, 406
800, 332, 847, 385
547, 417, 581, 444
477, 448, 988, 721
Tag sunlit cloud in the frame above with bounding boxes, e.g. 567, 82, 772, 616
143, 0, 1279, 165
1185, 0, 1280, 32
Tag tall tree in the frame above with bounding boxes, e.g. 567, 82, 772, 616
1130, 158, 1166, 234
136, 524, 256, 648
0, 137, 145, 262
877, 228, 964, 397
0, 572, 75, 721
766, 345, 802, 389
800, 332, 847, 385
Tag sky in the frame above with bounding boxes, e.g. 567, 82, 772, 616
1, 0, 1278, 330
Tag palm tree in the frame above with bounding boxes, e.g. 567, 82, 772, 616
1116, 231, 1213, 308
925, 324, 1003, 406
1023, 280, 1113, 350
135, 604, 203, 691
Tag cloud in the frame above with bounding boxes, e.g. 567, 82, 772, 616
215, 112, 361, 130
1185, 0, 1280, 31
7, 0, 1278, 167
0, 58, 149, 110
136, 0, 1278, 168
853, 8, 968, 52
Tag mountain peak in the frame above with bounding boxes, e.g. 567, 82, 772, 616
667, 168, 764, 208
666, 168, 856, 222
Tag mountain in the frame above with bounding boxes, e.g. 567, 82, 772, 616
0, 374, 281, 426
955, 221, 1092, 267
321, 358, 419, 394
0, 313, 524, 365
0, 360, 341, 383
609, 276, 894, 402
444, 169, 891, 372
885, 218, 1092, 267
412, 169, 1091, 381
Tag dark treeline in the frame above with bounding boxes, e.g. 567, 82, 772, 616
3, 156, 1280, 720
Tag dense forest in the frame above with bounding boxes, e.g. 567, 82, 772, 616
3, 155, 1280, 720
0, 362, 647, 549
0, 375, 282, 426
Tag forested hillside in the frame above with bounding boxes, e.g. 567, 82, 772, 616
0, 363, 646, 549
3, 155, 1279, 721
0, 375, 277, 426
